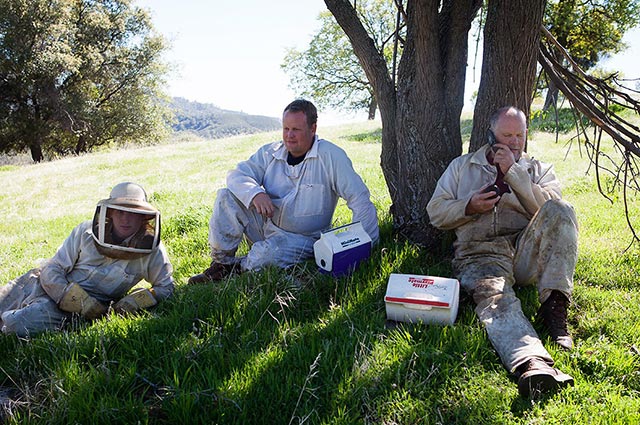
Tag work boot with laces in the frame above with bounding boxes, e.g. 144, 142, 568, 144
188, 262, 240, 285
537, 290, 573, 350
517, 357, 574, 398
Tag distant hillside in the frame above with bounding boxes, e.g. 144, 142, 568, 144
170, 97, 281, 139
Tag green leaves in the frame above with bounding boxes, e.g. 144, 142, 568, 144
0, 0, 170, 162
281, 1, 402, 116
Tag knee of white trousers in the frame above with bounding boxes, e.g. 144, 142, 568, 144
208, 188, 264, 257
1, 310, 32, 337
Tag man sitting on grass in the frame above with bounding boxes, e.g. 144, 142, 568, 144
427, 106, 578, 398
189, 99, 379, 284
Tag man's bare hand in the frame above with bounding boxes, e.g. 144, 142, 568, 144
465, 186, 500, 215
491, 143, 516, 174
251, 192, 275, 218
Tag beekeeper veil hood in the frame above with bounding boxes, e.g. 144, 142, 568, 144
92, 182, 161, 259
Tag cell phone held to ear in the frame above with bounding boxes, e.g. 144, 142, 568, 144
486, 129, 498, 152
483, 128, 511, 199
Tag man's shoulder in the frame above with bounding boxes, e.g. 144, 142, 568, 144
450, 149, 480, 167
248, 140, 285, 161
315, 138, 348, 157
517, 153, 554, 176
519, 152, 546, 164
260, 140, 285, 154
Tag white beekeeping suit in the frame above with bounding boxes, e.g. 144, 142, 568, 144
209, 136, 379, 271
0, 182, 174, 337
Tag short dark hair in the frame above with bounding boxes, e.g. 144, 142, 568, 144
283, 99, 318, 127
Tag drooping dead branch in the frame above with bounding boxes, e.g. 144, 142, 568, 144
538, 26, 640, 243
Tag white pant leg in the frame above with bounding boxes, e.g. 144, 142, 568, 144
208, 189, 316, 271
208, 188, 266, 265
241, 220, 316, 271
1, 298, 68, 337
0, 270, 69, 336
513, 199, 578, 303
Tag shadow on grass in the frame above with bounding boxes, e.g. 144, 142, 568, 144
341, 128, 382, 144
0, 217, 572, 423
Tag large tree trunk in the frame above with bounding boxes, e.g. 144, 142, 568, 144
470, 0, 546, 152
29, 141, 44, 163
326, 0, 481, 248
367, 96, 377, 120
75, 135, 87, 154
28, 105, 45, 162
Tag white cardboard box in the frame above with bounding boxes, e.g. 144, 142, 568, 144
314, 222, 372, 277
385, 273, 460, 325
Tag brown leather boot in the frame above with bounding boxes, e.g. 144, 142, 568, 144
188, 262, 240, 284
538, 290, 573, 350
517, 357, 574, 398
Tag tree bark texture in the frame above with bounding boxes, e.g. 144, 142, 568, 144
325, 0, 480, 247
469, 0, 546, 152
367, 95, 377, 120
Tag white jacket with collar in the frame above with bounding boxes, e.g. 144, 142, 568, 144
227, 135, 379, 242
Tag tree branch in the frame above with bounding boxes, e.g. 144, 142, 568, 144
539, 25, 640, 242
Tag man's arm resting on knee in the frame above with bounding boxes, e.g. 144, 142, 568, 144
251, 192, 275, 218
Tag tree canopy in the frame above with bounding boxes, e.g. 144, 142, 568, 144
0, 0, 170, 162
546, 0, 640, 70
541, 0, 640, 110
282, 0, 402, 120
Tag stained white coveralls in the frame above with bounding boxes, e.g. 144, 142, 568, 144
208, 135, 379, 271
0, 221, 174, 336
427, 144, 578, 372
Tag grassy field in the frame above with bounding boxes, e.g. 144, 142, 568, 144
0, 119, 639, 424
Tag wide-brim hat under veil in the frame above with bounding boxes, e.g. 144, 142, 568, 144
92, 182, 161, 259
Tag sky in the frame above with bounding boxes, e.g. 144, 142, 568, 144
135, 0, 329, 119
136, 1, 640, 123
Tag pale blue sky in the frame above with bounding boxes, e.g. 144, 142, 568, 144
136, 0, 327, 119
136, 1, 640, 121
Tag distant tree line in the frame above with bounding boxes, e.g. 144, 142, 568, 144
170, 98, 280, 139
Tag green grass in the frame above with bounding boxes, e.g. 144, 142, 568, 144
0, 120, 639, 424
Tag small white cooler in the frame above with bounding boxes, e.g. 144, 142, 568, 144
385, 273, 460, 325
314, 222, 372, 277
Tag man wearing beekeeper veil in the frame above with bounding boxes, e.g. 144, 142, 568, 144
0, 182, 174, 337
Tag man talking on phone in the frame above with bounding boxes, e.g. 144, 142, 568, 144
427, 106, 579, 398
